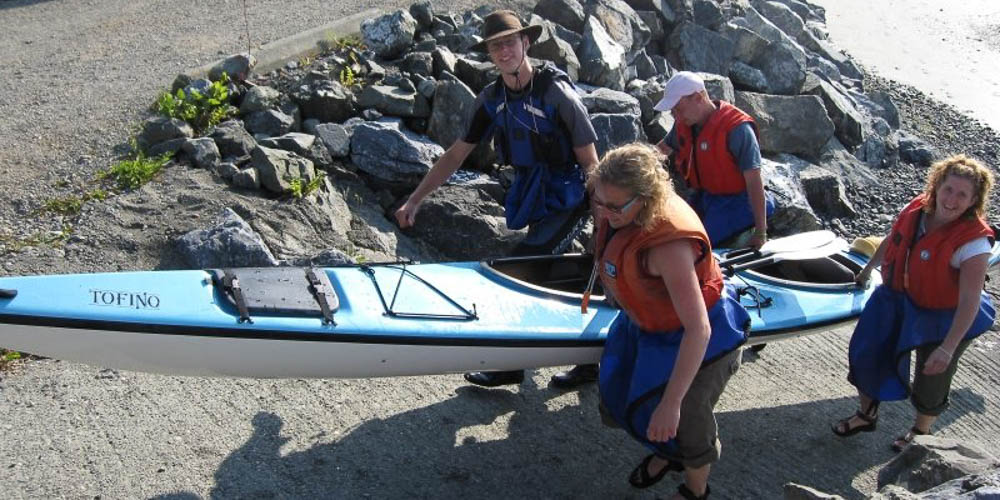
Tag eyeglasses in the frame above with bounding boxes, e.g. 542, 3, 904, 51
487, 36, 521, 54
593, 195, 640, 216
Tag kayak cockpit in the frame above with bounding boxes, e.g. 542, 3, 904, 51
483, 254, 597, 296
722, 251, 863, 289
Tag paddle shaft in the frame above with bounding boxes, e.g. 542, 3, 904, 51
580, 263, 599, 314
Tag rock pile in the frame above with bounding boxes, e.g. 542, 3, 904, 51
139, 0, 944, 263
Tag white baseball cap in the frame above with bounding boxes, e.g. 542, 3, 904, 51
653, 71, 706, 111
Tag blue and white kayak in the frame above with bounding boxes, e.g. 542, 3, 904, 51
0, 248, 878, 378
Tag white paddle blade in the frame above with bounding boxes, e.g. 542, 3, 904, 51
772, 237, 849, 262
758, 230, 838, 255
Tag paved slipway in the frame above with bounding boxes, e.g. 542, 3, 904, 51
1, 1, 999, 499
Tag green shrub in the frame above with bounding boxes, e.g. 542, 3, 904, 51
99, 151, 172, 191
41, 189, 109, 216
286, 172, 326, 199
155, 72, 235, 134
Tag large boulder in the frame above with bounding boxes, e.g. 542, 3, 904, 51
357, 85, 431, 118
209, 120, 257, 159
361, 10, 418, 59
350, 119, 444, 186
251, 146, 317, 194
527, 15, 581, 81
584, 0, 651, 61
735, 91, 835, 158
877, 436, 1000, 494
175, 208, 279, 268
427, 79, 495, 170
138, 116, 194, 151
577, 16, 628, 91
590, 113, 646, 157
290, 79, 355, 124
532, 0, 586, 33
667, 21, 734, 76
802, 77, 865, 148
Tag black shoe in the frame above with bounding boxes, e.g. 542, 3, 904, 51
550, 364, 598, 389
464, 370, 525, 387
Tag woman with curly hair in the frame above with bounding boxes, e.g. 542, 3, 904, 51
832, 154, 996, 452
591, 143, 749, 499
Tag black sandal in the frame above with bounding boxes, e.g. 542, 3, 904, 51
628, 453, 683, 489
831, 401, 879, 437
678, 483, 711, 499
891, 426, 930, 452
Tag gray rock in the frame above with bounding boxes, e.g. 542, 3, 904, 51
752, 37, 807, 95
315, 123, 351, 158
217, 162, 239, 180
409, 0, 434, 30
635, 11, 665, 48
877, 436, 1000, 494
668, 21, 734, 76
533, 0, 586, 33
632, 49, 658, 80
894, 468, 1000, 499
251, 146, 317, 194
350, 119, 445, 185
782, 482, 845, 500
729, 61, 769, 91
181, 138, 221, 170
146, 138, 187, 158
209, 53, 256, 82
702, 72, 736, 103
584, 0, 651, 61
357, 85, 431, 118
760, 157, 822, 235
257, 133, 316, 156
406, 184, 524, 260
802, 77, 865, 148
361, 9, 418, 59
753, 1, 806, 41
431, 46, 458, 79
578, 16, 628, 91
244, 109, 294, 138
723, 23, 770, 65
590, 113, 646, 157
855, 117, 899, 169
209, 120, 257, 159
175, 208, 279, 268
735, 91, 835, 158
427, 79, 494, 170
239, 86, 282, 115
138, 116, 194, 151
627, 78, 666, 124
416, 78, 437, 99
401, 51, 434, 77
232, 166, 261, 190
693, 0, 724, 29
527, 15, 581, 81
798, 165, 857, 218
898, 131, 937, 166
582, 87, 642, 115
454, 56, 499, 93
291, 80, 355, 124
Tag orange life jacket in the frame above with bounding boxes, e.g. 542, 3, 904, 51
595, 196, 724, 331
674, 101, 757, 196
881, 194, 993, 309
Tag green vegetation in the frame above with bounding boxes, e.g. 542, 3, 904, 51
320, 33, 367, 52
41, 189, 109, 216
0, 349, 22, 371
286, 172, 326, 199
155, 72, 235, 133
98, 150, 172, 191
0, 225, 73, 253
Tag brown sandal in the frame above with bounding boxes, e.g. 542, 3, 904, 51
891, 427, 929, 452
832, 401, 879, 437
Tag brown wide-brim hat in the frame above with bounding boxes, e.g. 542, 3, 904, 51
470, 10, 543, 53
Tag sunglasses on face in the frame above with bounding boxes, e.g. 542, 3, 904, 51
487, 36, 521, 54
593, 195, 640, 216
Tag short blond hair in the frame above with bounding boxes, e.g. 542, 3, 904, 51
923, 154, 994, 219
587, 143, 674, 231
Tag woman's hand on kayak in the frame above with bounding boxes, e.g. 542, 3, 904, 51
647, 400, 680, 442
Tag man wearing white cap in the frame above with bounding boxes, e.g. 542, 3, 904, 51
653, 71, 774, 249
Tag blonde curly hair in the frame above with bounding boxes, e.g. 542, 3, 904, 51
587, 142, 674, 231
923, 154, 994, 219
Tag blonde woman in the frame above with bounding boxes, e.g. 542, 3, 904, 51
592, 143, 748, 499
833, 154, 996, 452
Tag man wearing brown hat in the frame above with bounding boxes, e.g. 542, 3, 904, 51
395, 10, 600, 388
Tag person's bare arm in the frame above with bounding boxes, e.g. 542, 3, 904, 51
743, 168, 768, 248
643, 240, 711, 442
574, 142, 599, 177
923, 253, 989, 375
394, 140, 476, 227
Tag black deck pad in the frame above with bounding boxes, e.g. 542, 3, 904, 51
209, 268, 339, 316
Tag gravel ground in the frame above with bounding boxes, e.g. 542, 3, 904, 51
1, 1, 999, 499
